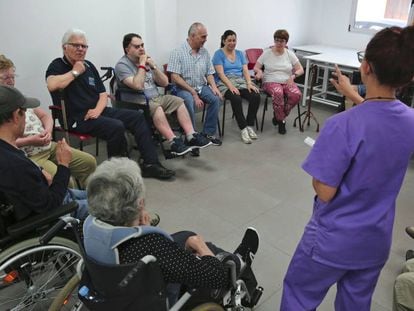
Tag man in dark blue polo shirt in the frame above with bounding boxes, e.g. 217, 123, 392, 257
46, 28, 174, 180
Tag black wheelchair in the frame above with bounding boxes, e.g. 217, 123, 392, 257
0, 197, 82, 310
42, 216, 264, 311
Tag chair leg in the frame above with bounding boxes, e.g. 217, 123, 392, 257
201, 104, 206, 123
222, 99, 226, 137
217, 118, 222, 137
95, 138, 99, 156
293, 102, 304, 132
79, 140, 83, 151
260, 96, 269, 132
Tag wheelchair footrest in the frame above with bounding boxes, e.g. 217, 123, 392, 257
242, 286, 263, 308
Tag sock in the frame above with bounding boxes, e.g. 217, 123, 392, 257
168, 136, 177, 145
186, 132, 195, 141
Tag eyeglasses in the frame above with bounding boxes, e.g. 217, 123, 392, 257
130, 43, 144, 49
66, 42, 89, 50
275, 38, 286, 43
357, 51, 365, 63
0, 74, 17, 82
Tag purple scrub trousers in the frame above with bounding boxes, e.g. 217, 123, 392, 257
280, 244, 384, 311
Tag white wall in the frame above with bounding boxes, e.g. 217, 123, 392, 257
175, 0, 315, 52
1, 0, 372, 109
306, 0, 372, 49
0, 0, 147, 107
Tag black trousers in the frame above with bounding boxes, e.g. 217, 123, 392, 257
74, 107, 159, 164
224, 88, 261, 130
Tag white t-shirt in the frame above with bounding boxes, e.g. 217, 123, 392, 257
257, 48, 299, 83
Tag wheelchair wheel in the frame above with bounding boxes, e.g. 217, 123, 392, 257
48, 273, 82, 311
0, 236, 81, 310
191, 302, 225, 311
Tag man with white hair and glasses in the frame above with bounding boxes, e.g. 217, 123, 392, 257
46, 28, 174, 180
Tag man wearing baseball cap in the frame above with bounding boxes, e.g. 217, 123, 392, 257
0, 85, 88, 221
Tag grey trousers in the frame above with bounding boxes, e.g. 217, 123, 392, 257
394, 258, 414, 311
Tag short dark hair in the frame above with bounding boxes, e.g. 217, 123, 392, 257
0, 110, 15, 126
220, 30, 237, 48
273, 29, 289, 42
365, 26, 414, 87
122, 33, 142, 54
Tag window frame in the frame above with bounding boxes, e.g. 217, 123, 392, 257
349, 0, 413, 34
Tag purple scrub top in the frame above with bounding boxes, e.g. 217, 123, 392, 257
301, 100, 414, 269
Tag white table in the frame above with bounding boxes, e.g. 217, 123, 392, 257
293, 45, 361, 107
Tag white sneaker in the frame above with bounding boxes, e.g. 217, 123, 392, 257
246, 126, 258, 140
241, 128, 252, 144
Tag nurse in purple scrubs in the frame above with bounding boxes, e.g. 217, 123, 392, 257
281, 25, 414, 310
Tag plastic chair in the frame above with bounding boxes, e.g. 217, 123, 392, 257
258, 85, 302, 133
245, 48, 264, 70
49, 104, 99, 156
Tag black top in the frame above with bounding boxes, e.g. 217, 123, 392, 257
0, 139, 70, 221
118, 233, 228, 289
45, 56, 106, 123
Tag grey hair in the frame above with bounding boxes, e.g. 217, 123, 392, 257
188, 22, 205, 37
62, 28, 87, 45
86, 157, 145, 226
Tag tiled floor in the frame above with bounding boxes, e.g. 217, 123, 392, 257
84, 99, 414, 311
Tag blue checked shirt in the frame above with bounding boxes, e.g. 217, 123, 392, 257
167, 40, 215, 90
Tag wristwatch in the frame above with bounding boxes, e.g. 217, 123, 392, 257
71, 70, 80, 79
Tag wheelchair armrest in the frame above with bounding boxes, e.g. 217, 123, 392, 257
7, 201, 78, 238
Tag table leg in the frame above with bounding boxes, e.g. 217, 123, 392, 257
302, 59, 310, 107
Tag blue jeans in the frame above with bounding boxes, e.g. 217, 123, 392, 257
64, 188, 88, 220
175, 86, 220, 136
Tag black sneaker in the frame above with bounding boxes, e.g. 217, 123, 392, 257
187, 132, 213, 149
204, 134, 222, 146
170, 137, 192, 156
190, 149, 200, 157
234, 227, 259, 266
141, 162, 175, 180
278, 120, 286, 135
406, 250, 414, 261
406, 226, 414, 239
272, 117, 279, 127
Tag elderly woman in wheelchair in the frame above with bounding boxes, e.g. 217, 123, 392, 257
74, 157, 263, 310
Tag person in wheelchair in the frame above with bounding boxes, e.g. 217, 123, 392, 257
84, 157, 260, 307
115, 33, 212, 157
0, 85, 88, 221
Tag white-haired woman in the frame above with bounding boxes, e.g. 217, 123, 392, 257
84, 157, 259, 306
